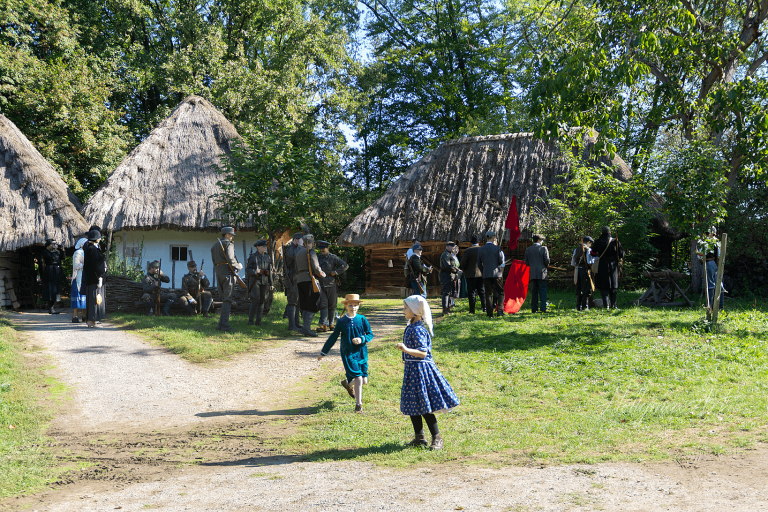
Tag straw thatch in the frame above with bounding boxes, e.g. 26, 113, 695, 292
338, 133, 632, 247
0, 114, 89, 251
82, 95, 249, 232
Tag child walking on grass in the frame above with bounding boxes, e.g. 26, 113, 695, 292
317, 294, 374, 413
396, 295, 460, 450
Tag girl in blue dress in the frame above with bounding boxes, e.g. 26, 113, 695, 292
318, 294, 374, 413
396, 295, 459, 450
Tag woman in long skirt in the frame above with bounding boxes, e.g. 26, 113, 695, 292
70, 238, 88, 322
81, 230, 106, 327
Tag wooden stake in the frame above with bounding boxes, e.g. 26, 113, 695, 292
711, 233, 728, 327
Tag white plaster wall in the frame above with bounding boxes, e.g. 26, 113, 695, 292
116, 230, 261, 288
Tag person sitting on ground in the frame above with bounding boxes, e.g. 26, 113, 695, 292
141, 260, 173, 316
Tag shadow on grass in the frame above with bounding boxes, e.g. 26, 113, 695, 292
199, 442, 407, 467
195, 401, 332, 418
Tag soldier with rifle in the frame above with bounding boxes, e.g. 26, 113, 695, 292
282, 232, 304, 333
245, 239, 274, 326
294, 234, 325, 337
316, 240, 349, 332
408, 244, 432, 298
141, 260, 173, 316
178, 260, 212, 317
211, 226, 245, 332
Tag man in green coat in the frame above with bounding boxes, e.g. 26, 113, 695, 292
211, 226, 242, 332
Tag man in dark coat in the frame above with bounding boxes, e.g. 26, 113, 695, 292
439, 242, 460, 315
41, 238, 65, 314
524, 234, 551, 313
316, 240, 349, 332
294, 234, 325, 337
460, 235, 485, 314
591, 226, 625, 309
178, 260, 212, 317
407, 244, 431, 298
477, 230, 506, 318
282, 233, 304, 332
211, 226, 243, 332
141, 260, 172, 316
245, 239, 273, 326
81, 229, 106, 327
571, 236, 595, 311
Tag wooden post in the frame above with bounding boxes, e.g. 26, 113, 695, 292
711, 233, 728, 327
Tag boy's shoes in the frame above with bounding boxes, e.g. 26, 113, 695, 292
354, 404, 363, 413
340, 379, 355, 398
430, 433, 444, 450
406, 434, 428, 448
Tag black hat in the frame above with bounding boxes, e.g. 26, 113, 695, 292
221, 226, 236, 236
412, 243, 423, 251
317, 240, 330, 249
470, 235, 479, 244
254, 239, 268, 247
148, 260, 160, 269
87, 229, 101, 241
187, 260, 197, 268
583, 236, 594, 243
292, 232, 304, 240
45, 238, 57, 246
601, 226, 611, 235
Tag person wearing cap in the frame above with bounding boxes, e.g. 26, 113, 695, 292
571, 236, 595, 311
70, 237, 88, 323
317, 294, 374, 413
460, 235, 485, 314
294, 234, 325, 337
282, 232, 304, 332
524, 234, 550, 313
439, 242, 461, 315
178, 260, 212, 317
407, 244, 432, 298
141, 260, 173, 316
211, 226, 243, 332
245, 239, 274, 326
477, 230, 506, 317
591, 226, 625, 310
41, 238, 66, 314
81, 229, 106, 327
316, 241, 349, 332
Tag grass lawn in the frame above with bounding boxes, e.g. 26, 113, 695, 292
0, 316, 61, 497
286, 289, 768, 466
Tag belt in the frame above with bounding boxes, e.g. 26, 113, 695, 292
216, 262, 229, 266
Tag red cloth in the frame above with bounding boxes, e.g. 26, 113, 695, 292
504, 259, 529, 314
505, 194, 521, 251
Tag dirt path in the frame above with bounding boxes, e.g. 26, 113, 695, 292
3, 307, 768, 511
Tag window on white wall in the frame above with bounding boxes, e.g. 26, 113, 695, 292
171, 246, 188, 261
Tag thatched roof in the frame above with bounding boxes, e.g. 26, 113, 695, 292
82, 95, 249, 232
338, 133, 632, 247
0, 114, 89, 251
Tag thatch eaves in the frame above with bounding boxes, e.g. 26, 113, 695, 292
0, 114, 89, 251
338, 133, 632, 247
82, 95, 250, 232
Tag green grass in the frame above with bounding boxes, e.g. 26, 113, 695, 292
0, 315, 60, 497
286, 290, 768, 465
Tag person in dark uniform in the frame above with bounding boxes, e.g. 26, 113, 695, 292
460, 235, 485, 314
81, 229, 106, 327
316, 240, 349, 332
408, 244, 432, 298
282, 233, 304, 333
41, 238, 65, 314
178, 260, 212, 317
439, 242, 461, 315
571, 236, 594, 311
524, 234, 550, 313
140, 261, 172, 315
477, 230, 506, 318
211, 226, 243, 332
245, 239, 273, 326
294, 234, 325, 337
591, 226, 625, 309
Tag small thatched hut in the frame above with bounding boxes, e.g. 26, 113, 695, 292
82, 95, 264, 287
0, 114, 90, 308
337, 133, 632, 295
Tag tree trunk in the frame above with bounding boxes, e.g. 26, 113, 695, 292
690, 239, 703, 294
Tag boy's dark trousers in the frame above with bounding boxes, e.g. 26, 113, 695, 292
530, 279, 547, 312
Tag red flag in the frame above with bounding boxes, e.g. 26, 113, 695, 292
505, 194, 521, 251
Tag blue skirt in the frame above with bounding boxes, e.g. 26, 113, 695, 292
400, 360, 460, 415
70, 279, 87, 309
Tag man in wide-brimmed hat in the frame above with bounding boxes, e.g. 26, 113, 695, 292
41, 238, 65, 314
82, 229, 106, 327
141, 260, 173, 316
178, 260, 212, 317
245, 239, 273, 326
294, 234, 325, 337
316, 240, 349, 332
211, 226, 243, 332
282, 232, 304, 332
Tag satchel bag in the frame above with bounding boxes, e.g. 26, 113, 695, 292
591, 238, 613, 275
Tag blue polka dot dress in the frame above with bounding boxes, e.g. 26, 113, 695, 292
400, 321, 460, 415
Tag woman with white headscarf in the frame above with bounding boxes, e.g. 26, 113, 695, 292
396, 295, 459, 450
70, 237, 88, 323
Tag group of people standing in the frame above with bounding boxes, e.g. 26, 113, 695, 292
63, 227, 107, 327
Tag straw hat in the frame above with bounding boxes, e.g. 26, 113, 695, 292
341, 294, 362, 305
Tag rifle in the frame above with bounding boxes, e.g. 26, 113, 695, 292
218, 239, 247, 289
307, 250, 320, 294
156, 258, 162, 314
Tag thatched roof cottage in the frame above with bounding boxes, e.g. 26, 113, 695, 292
0, 114, 90, 308
337, 133, 632, 295
82, 95, 267, 287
